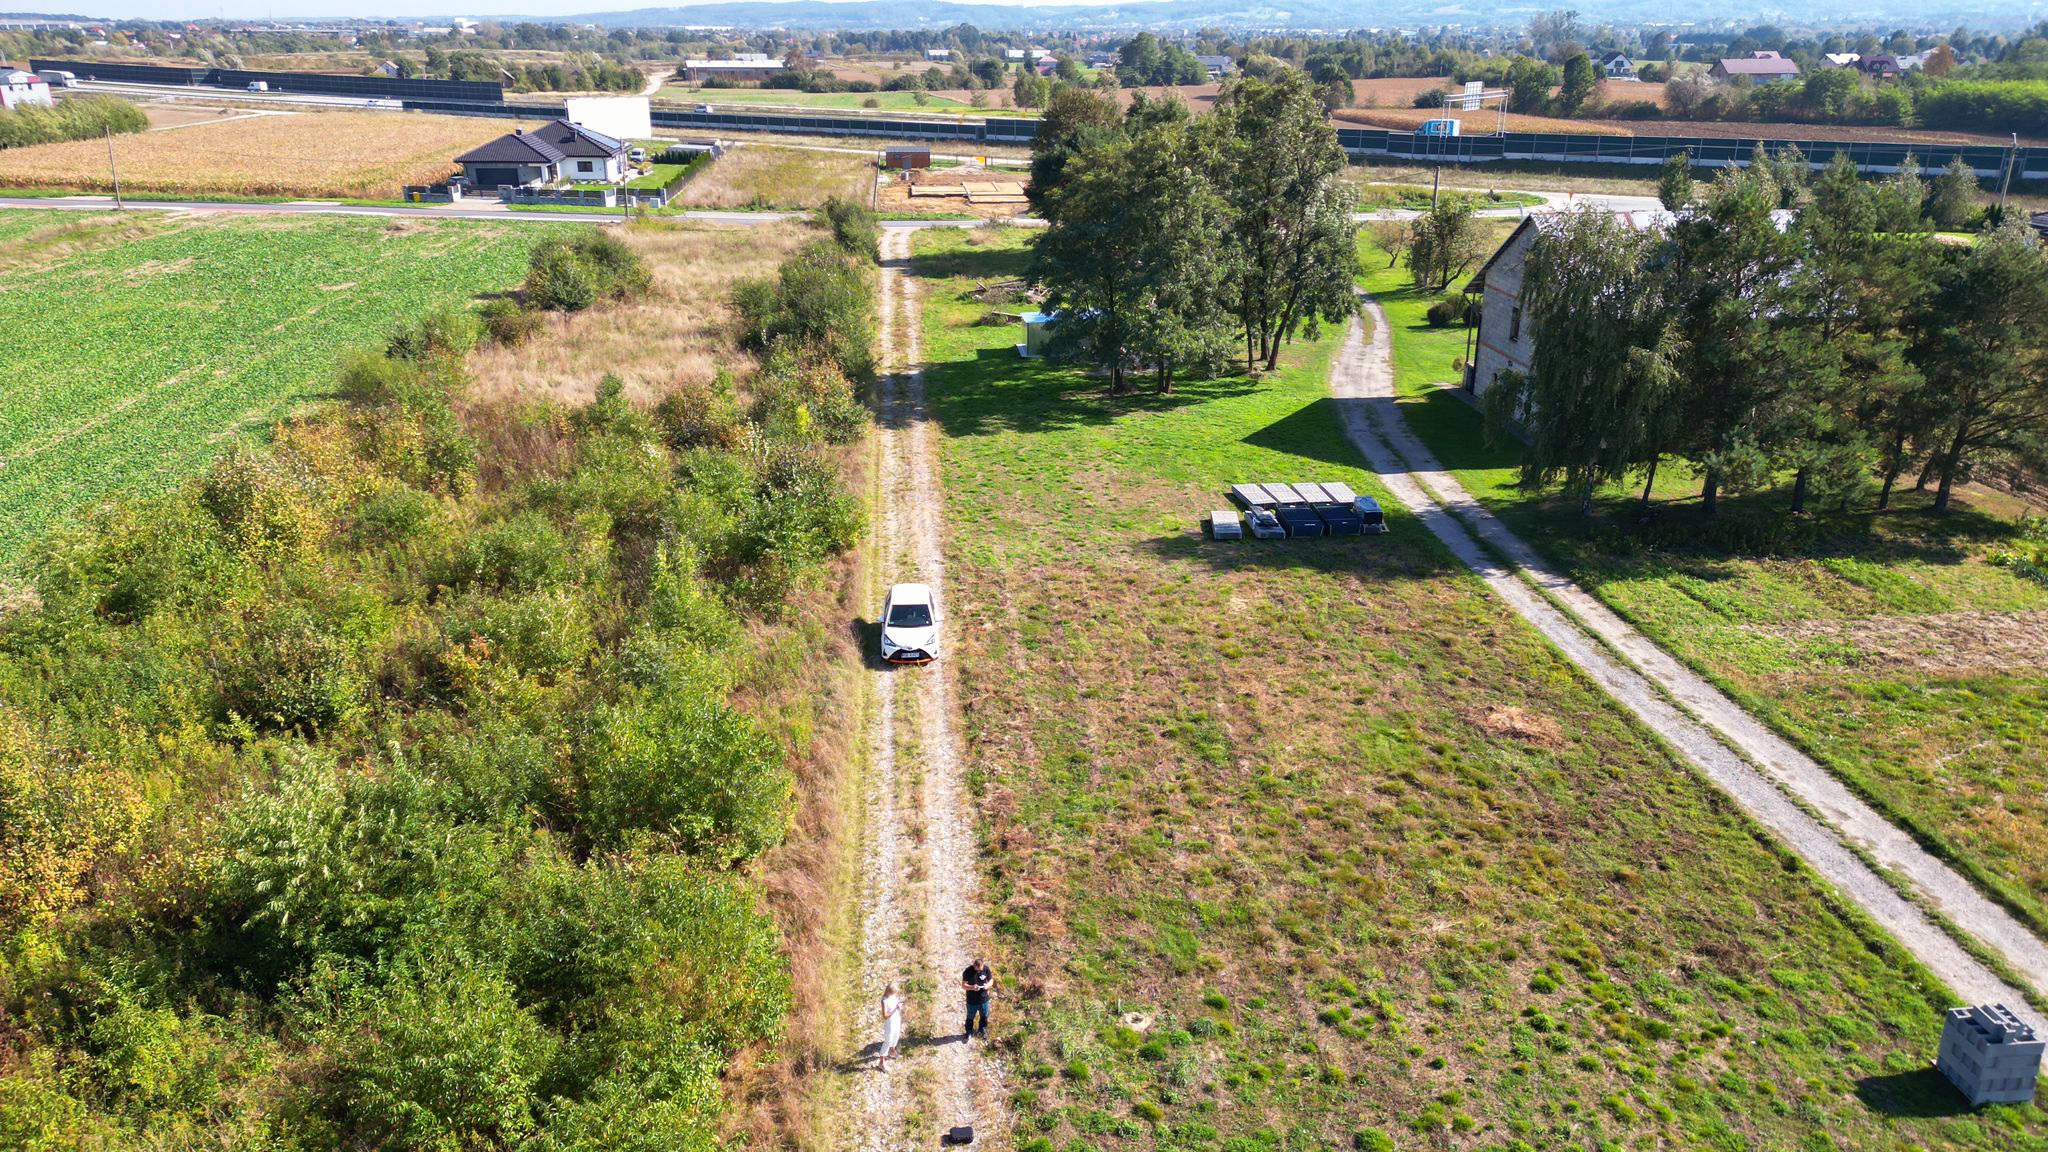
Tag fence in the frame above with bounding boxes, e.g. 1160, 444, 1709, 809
33, 58, 502, 102
395, 96, 2046, 182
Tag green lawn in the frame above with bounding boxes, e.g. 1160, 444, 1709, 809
915, 226, 2041, 1151
1358, 233, 2048, 943
0, 210, 564, 567
1353, 183, 1546, 212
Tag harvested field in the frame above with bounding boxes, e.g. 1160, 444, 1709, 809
140, 102, 261, 130
675, 143, 874, 209
1337, 106, 1634, 136
0, 109, 542, 199
465, 219, 812, 408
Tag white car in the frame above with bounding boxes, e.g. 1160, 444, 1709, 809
880, 582, 941, 664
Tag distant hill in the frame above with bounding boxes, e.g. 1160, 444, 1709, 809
570, 0, 2031, 33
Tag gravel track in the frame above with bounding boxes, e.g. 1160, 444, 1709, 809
851, 227, 1008, 1150
1333, 299, 2045, 1025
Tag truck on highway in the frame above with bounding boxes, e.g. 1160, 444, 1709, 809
246, 80, 270, 92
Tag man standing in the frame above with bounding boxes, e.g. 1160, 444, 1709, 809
961, 957, 994, 1041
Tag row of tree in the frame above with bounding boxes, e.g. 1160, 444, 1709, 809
1025, 71, 1360, 394
1486, 156, 2048, 519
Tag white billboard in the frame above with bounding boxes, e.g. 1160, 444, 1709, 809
564, 96, 652, 142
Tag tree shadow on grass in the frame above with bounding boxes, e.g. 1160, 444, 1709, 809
1853, 1067, 1973, 1119
1136, 524, 1462, 581
923, 348, 1259, 440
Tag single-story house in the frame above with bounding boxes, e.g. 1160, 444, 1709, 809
1035, 56, 1058, 75
1196, 54, 1234, 79
1084, 51, 1117, 68
1710, 51, 1801, 83
1821, 52, 1862, 69
1855, 53, 1902, 78
454, 119, 628, 189
681, 56, 785, 83
923, 48, 951, 61
0, 68, 53, 110
1028, 48, 1050, 60
376, 60, 401, 78
1603, 53, 1637, 79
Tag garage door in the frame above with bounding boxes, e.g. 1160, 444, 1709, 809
471, 166, 520, 188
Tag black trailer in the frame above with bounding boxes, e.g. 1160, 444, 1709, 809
1258, 482, 1324, 539
1296, 481, 1364, 536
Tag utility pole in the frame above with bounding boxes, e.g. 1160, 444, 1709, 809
1997, 132, 2018, 213
105, 127, 122, 209
1431, 163, 1442, 210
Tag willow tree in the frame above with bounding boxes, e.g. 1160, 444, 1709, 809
1481, 208, 1682, 516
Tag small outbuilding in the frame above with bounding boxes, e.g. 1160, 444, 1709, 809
884, 146, 932, 170
1017, 311, 1056, 358
1938, 1005, 2042, 1107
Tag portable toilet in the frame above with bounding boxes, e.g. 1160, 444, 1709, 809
1018, 311, 1056, 358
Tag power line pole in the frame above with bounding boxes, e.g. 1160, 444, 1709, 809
105, 127, 122, 209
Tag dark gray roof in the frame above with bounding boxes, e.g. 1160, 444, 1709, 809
534, 118, 627, 159
455, 129, 565, 166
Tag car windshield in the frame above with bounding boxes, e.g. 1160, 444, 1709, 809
888, 603, 933, 628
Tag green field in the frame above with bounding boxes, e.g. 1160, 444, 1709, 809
916, 227, 2038, 1151
0, 210, 563, 566
1356, 236, 2048, 943
660, 86, 977, 112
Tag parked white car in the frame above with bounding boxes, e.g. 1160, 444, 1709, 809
880, 583, 940, 664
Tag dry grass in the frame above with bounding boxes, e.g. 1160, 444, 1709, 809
140, 102, 259, 130
0, 109, 542, 198
676, 144, 876, 210
464, 218, 812, 409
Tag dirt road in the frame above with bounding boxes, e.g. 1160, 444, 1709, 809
852, 227, 1007, 1150
1331, 299, 2047, 1025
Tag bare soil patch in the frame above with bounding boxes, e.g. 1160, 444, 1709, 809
1756, 609, 2048, 674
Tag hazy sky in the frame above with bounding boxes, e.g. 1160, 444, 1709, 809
80, 0, 1111, 18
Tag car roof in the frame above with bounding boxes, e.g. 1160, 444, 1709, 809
886, 582, 935, 603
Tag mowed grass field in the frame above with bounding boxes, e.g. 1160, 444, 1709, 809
0, 210, 564, 566
0, 110, 536, 199
1356, 237, 2048, 946
914, 226, 2040, 1150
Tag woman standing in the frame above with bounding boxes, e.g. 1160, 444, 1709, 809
878, 983, 904, 1071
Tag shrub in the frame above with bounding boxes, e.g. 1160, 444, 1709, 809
336, 349, 424, 408
655, 374, 746, 450
576, 679, 791, 863
326, 961, 555, 1149
443, 589, 595, 679
0, 711, 147, 924
349, 482, 437, 548
1424, 296, 1470, 328
440, 510, 577, 593
732, 239, 876, 379
817, 196, 880, 262
480, 297, 545, 346
199, 444, 325, 564
527, 242, 598, 311
750, 346, 868, 445
388, 303, 482, 361
218, 606, 365, 732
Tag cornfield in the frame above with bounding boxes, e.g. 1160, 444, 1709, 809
0, 109, 542, 199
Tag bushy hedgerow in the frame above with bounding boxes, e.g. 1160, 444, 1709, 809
817, 195, 881, 263
733, 238, 877, 380
0, 266, 859, 1147
0, 94, 146, 149
526, 231, 654, 313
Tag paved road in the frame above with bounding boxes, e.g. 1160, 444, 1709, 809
1331, 298, 2046, 1027
0, 194, 815, 225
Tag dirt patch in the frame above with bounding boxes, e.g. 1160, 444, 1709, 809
1470, 703, 1566, 747
1756, 609, 2048, 674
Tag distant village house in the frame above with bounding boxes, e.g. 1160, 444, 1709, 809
1709, 51, 1801, 83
